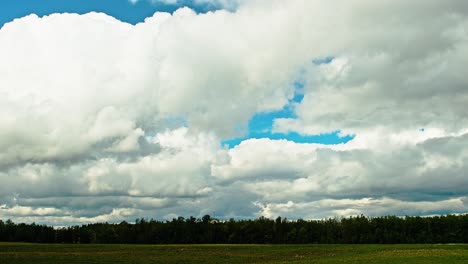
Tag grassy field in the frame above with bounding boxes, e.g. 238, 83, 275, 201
0, 243, 467, 263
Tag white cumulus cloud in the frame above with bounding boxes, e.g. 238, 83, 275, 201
1, 0, 467, 224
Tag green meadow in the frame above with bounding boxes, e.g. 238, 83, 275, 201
0, 243, 467, 264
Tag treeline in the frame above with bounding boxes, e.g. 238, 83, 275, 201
1, 214, 468, 244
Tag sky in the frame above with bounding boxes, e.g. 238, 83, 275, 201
0, 0, 468, 225
0, 0, 231, 27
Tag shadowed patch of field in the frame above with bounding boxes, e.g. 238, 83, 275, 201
0, 243, 467, 263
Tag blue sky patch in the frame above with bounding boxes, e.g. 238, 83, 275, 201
0, 0, 224, 28
222, 81, 354, 148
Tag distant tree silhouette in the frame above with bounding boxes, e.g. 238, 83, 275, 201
1, 214, 468, 244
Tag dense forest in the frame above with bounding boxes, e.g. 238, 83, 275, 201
1, 214, 468, 244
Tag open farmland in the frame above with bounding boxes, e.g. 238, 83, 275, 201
0, 243, 467, 264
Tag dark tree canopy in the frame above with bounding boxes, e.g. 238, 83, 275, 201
1, 214, 467, 244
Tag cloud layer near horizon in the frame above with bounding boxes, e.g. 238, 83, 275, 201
1, 0, 468, 225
